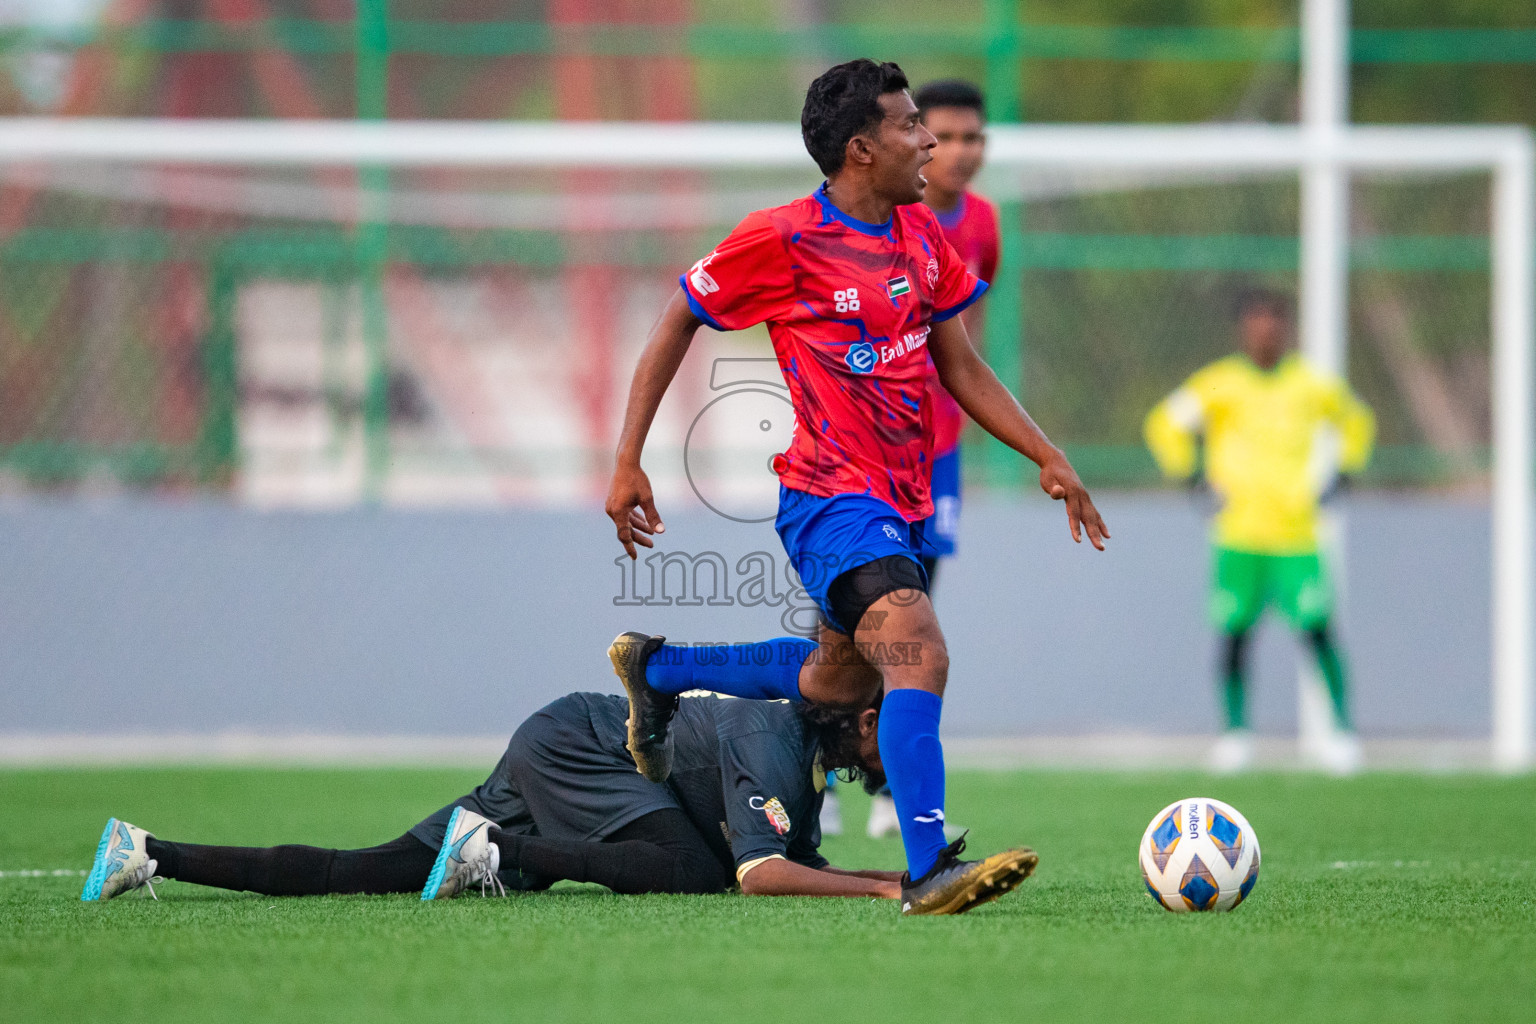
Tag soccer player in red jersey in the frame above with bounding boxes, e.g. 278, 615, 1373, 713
605, 60, 1107, 915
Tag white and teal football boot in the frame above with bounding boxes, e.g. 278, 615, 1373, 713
81, 818, 159, 901
420, 807, 505, 900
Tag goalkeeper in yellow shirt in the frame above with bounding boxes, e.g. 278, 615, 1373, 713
1144, 289, 1375, 774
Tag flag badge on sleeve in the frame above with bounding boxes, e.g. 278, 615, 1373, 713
886, 275, 911, 298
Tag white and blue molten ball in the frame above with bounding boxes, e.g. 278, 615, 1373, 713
1139, 797, 1260, 913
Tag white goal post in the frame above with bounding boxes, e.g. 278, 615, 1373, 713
0, 115, 1529, 770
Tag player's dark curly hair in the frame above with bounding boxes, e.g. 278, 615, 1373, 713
914, 79, 986, 119
797, 690, 886, 794
801, 59, 910, 177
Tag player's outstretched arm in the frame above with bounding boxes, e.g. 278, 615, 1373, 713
928, 316, 1110, 550
1143, 388, 1203, 483
606, 288, 704, 559
739, 857, 902, 899
1331, 381, 1377, 475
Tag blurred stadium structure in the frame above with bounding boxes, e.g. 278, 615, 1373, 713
0, 0, 1532, 768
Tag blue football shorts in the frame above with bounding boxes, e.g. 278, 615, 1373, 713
918, 445, 962, 559
775, 486, 928, 635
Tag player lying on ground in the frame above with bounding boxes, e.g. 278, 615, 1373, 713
604, 59, 1101, 916
1143, 288, 1375, 774
82, 690, 1020, 903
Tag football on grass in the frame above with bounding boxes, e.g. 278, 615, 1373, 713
1138, 797, 1260, 912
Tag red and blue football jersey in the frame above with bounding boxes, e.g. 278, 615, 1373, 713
681, 184, 986, 521
925, 191, 1001, 455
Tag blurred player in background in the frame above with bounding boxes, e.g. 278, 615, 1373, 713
912, 78, 999, 586
864, 78, 1000, 841
82, 691, 905, 902
606, 59, 1103, 916
1144, 288, 1375, 775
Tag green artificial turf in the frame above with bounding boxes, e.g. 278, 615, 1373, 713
2, 767, 1533, 1023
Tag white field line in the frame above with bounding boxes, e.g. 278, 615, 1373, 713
1328, 859, 1532, 869
0, 869, 88, 879
1330, 861, 1432, 870
0, 733, 510, 766
0, 733, 1502, 771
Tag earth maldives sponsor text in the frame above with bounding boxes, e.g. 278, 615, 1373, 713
876, 326, 929, 365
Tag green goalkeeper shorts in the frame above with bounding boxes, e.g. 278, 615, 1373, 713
1209, 547, 1333, 634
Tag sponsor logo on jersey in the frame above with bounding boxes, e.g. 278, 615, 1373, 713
845, 341, 877, 374
688, 254, 719, 295
750, 796, 792, 835
887, 275, 910, 298
925, 258, 939, 287
834, 287, 861, 313
882, 523, 901, 541
878, 327, 929, 365
844, 327, 931, 375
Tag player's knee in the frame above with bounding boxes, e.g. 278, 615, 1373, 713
266, 844, 336, 896
800, 637, 882, 707
1220, 629, 1249, 676
884, 617, 947, 695
907, 613, 947, 666
913, 630, 949, 692
826, 673, 884, 709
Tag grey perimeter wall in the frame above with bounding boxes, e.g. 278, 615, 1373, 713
0, 493, 1510, 739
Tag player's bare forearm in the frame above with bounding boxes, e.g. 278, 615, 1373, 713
960, 302, 986, 345
605, 288, 703, 558
738, 858, 901, 899
614, 288, 701, 466
928, 316, 1110, 549
819, 865, 905, 883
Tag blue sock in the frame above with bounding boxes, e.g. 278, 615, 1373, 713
878, 688, 948, 879
645, 638, 814, 702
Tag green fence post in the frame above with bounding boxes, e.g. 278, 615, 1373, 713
982, 0, 1025, 488
357, 0, 391, 502
198, 260, 239, 486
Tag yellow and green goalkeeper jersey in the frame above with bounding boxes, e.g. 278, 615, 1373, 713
1143, 353, 1375, 554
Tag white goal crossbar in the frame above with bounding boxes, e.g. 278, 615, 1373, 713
0, 117, 1530, 770
0, 118, 1525, 173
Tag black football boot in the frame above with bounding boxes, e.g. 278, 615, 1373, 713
607, 631, 678, 782
900, 833, 1039, 916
